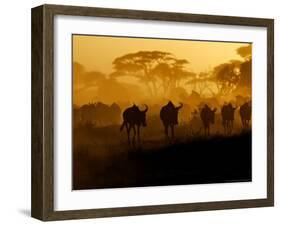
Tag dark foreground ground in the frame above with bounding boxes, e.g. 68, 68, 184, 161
73, 126, 251, 190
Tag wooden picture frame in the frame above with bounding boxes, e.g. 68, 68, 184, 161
31, 4, 274, 221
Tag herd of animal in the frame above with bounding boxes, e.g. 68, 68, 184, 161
75, 102, 121, 126
120, 101, 251, 144
74, 100, 251, 144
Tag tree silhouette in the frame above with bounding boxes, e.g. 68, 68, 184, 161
182, 44, 253, 97
211, 44, 252, 96
237, 44, 252, 90
185, 71, 214, 96
236, 44, 252, 60
73, 61, 143, 105
111, 51, 192, 97
212, 60, 241, 96
238, 59, 251, 89
73, 61, 106, 93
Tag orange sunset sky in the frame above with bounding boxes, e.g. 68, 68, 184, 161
73, 35, 251, 106
73, 35, 249, 73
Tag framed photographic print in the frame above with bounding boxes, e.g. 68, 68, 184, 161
31, 4, 274, 221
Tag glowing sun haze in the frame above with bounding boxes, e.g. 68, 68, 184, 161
73, 35, 249, 74
72, 34, 251, 106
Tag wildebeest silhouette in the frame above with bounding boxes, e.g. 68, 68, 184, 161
189, 109, 202, 136
120, 104, 148, 144
221, 103, 236, 134
80, 103, 96, 125
240, 101, 251, 128
79, 102, 121, 126
160, 101, 183, 138
200, 104, 217, 136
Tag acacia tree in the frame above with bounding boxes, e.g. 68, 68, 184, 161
236, 44, 252, 89
111, 51, 192, 97
73, 62, 106, 93
238, 60, 252, 89
185, 71, 215, 96
211, 44, 252, 96
151, 58, 195, 95
236, 45, 252, 61
212, 60, 242, 96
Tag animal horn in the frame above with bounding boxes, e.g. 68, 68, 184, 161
143, 104, 148, 112
176, 102, 183, 110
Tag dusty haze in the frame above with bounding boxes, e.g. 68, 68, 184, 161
73, 35, 251, 107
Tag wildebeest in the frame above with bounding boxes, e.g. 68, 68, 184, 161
160, 101, 183, 138
240, 101, 251, 128
79, 102, 122, 126
120, 104, 148, 144
200, 104, 217, 136
221, 103, 236, 134
80, 103, 96, 125
189, 109, 202, 136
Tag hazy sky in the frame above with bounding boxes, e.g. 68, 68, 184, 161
73, 34, 249, 74
72, 35, 251, 105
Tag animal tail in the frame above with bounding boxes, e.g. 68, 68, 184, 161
120, 121, 126, 131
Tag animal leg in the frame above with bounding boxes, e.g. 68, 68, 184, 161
164, 125, 168, 138
132, 125, 136, 144
171, 125, 174, 138
242, 119, 246, 128
222, 120, 226, 135
137, 125, 140, 142
225, 120, 228, 134
127, 124, 131, 144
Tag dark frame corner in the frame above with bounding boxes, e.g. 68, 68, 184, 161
31, 4, 274, 221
